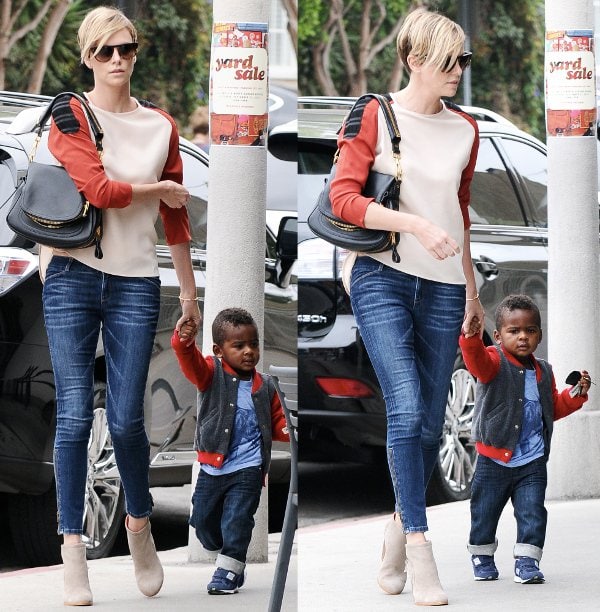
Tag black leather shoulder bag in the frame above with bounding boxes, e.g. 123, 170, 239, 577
7, 92, 104, 259
307, 93, 402, 262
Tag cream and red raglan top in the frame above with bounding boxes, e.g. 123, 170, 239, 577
48, 96, 191, 277
330, 96, 479, 285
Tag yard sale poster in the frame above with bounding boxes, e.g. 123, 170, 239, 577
545, 30, 596, 137
210, 22, 269, 146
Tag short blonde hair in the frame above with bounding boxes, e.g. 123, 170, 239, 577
78, 6, 137, 64
397, 8, 465, 73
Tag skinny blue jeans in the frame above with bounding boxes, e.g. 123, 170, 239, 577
350, 256, 465, 532
43, 256, 160, 534
190, 467, 263, 564
468, 455, 547, 561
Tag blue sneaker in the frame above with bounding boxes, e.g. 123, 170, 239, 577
207, 567, 246, 594
514, 557, 545, 584
471, 555, 499, 581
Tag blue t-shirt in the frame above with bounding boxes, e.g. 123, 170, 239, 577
202, 379, 262, 475
494, 368, 545, 468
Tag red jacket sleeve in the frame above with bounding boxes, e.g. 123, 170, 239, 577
458, 333, 501, 383
271, 390, 290, 442
329, 98, 379, 227
552, 373, 587, 420
450, 109, 479, 230
48, 98, 132, 209
170, 330, 213, 390
154, 108, 191, 245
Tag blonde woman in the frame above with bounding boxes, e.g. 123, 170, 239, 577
43, 6, 200, 605
330, 8, 483, 606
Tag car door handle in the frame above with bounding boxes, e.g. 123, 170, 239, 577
474, 256, 499, 279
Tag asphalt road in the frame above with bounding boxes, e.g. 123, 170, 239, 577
299, 461, 396, 528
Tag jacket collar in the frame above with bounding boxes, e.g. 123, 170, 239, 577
220, 358, 263, 393
499, 344, 542, 381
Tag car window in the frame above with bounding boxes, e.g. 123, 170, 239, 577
498, 138, 547, 228
155, 148, 208, 250
469, 137, 526, 226
298, 141, 336, 221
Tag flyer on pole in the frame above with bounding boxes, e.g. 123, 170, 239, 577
210, 22, 268, 147
545, 30, 596, 137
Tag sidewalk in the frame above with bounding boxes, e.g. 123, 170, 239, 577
299, 498, 600, 611
2, 498, 597, 611
0, 533, 297, 611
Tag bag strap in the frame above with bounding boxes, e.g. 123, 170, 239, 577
337, 93, 402, 182
33, 91, 104, 156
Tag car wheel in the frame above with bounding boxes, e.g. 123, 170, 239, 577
427, 354, 477, 505
83, 381, 125, 559
7, 485, 62, 566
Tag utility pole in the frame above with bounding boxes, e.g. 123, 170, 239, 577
545, 0, 600, 498
188, 0, 271, 564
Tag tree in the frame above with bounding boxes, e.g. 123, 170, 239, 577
280, 0, 297, 56
299, 0, 545, 139
27, 0, 71, 93
0, 0, 56, 90
298, 0, 414, 96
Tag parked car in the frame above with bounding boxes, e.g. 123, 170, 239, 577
297, 96, 548, 504
0, 91, 297, 566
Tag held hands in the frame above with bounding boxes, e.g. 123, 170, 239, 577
160, 180, 190, 209
462, 298, 485, 339
176, 301, 202, 347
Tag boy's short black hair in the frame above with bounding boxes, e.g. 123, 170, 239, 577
212, 308, 258, 345
495, 294, 541, 330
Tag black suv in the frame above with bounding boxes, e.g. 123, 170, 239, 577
298, 97, 549, 504
0, 91, 297, 565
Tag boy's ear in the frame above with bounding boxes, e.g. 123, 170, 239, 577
493, 329, 501, 344
213, 343, 222, 357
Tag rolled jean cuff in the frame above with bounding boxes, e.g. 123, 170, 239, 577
216, 553, 245, 574
467, 539, 498, 556
514, 543, 543, 561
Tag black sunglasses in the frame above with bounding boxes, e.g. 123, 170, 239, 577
91, 42, 138, 63
443, 52, 472, 72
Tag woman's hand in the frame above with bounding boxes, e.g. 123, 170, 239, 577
462, 298, 485, 338
176, 301, 201, 346
413, 218, 461, 260
579, 370, 592, 395
159, 180, 190, 209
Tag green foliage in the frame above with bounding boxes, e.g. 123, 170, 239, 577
298, 0, 411, 96
4, 0, 211, 126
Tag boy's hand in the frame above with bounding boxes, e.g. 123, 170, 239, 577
462, 314, 482, 338
579, 370, 592, 395
178, 319, 198, 343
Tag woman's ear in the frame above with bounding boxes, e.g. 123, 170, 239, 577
406, 53, 422, 72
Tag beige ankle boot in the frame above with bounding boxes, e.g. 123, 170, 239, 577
377, 513, 407, 594
61, 543, 93, 606
406, 540, 448, 606
126, 518, 164, 597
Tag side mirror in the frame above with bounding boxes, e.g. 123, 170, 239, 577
274, 216, 297, 287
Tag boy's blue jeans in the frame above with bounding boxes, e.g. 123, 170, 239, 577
190, 466, 262, 564
349, 256, 465, 532
468, 454, 547, 561
43, 256, 160, 534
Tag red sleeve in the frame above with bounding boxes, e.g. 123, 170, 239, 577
329, 98, 380, 227
271, 390, 290, 442
551, 372, 587, 420
459, 333, 501, 383
154, 108, 191, 245
170, 330, 213, 390
453, 111, 479, 230
48, 98, 132, 209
